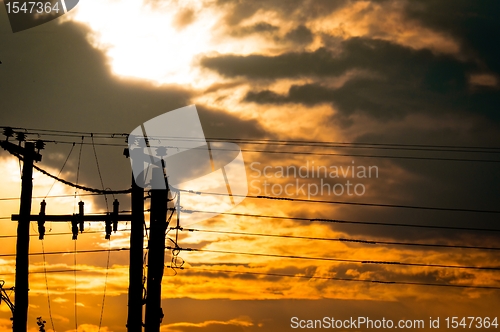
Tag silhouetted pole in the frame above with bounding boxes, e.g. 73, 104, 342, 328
127, 176, 145, 332
144, 168, 168, 332
13, 142, 41, 332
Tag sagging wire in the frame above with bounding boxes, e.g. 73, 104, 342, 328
98, 240, 111, 332
142, 220, 149, 303
73, 136, 84, 212
45, 142, 75, 199
44, 142, 74, 234
91, 133, 109, 212
41, 240, 56, 332
73, 137, 83, 332
73, 240, 78, 331
142, 251, 148, 303
166, 192, 184, 276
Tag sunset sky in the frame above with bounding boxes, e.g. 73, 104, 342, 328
0, 0, 500, 331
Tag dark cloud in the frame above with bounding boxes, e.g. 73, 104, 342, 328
232, 38, 500, 123
216, 0, 349, 26
197, 105, 268, 139
162, 296, 496, 332
404, 0, 500, 74
200, 37, 473, 81
284, 25, 313, 45
244, 78, 452, 120
230, 22, 279, 37
200, 47, 339, 79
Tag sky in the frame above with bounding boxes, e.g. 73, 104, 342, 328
0, 0, 500, 331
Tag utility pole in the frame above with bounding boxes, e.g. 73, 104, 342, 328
14, 141, 36, 332
144, 167, 169, 332
0, 139, 42, 332
127, 176, 145, 332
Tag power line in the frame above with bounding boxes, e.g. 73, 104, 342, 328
180, 192, 500, 214
8, 151, 498, 214
91, 133, 111, 211
23, 135, 500, 154
44, 143, 74, 199
3, 131, 497, 163
41, 240, 55, 332
1, 147, 132, 195
0, 248, 131, 258
38, 139, 500, 163
0, 229, 132, 239
0, 192, 130, 202
167, 137, 500, 154
73, 241, 78, 332
2, 266, 498, 291
74, 135, 84, 207
181, 209, 500, 232
204, 137, 500, 152
34, 162, 132, 195
6, 127, 499, 151
98, 241, 111, 332
175, 266, 500, 290
0, 127, 128, 138
3, 244, 498, 272
180, 228, 500, 251
9, 160, 498, 214
170, 247, 500, 271
228, 147, 500, 163
1, 267, 129, 275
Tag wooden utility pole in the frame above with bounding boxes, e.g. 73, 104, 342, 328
144, 168, 169, 332
127, 176, 145, 332
0, 141, 42, 332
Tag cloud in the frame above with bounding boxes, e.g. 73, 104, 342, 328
230, 22, 279, 37
200, 37, 469, 80
52, 298, 69, 303
69, 324, 110, 332
232, 37, 500, 123
172, 8, 196, 30
216, 0, 349, 26
403, 0, 500, 74
161, 317, 253, 332
284, 25, 314, 45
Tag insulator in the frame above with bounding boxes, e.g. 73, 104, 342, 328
3, 127, 14, 140
16, 132, 26, 142
38, 200, 46, 240
35, 139, 45, 151
155, 146, 167, 157
112, 199, 119, 232
105, 220, 112, 240
78, 201, 85, 233
71, 218, 79, 240
135, 136, 147, 148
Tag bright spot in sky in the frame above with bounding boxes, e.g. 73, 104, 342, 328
66, 0, 272, 88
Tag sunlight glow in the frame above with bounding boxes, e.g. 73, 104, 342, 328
65, 0, 276, 88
